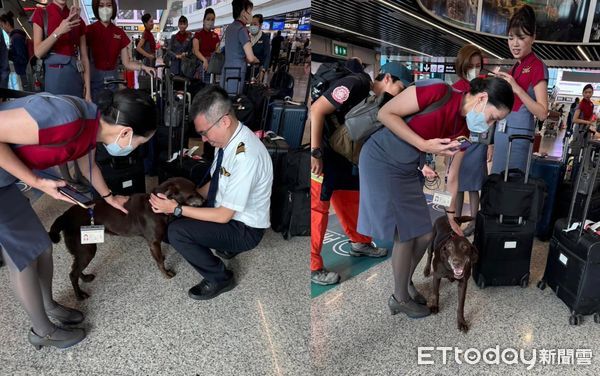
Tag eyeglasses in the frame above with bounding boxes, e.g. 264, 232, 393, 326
199, 113, 227, 137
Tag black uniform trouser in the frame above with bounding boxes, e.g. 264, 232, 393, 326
168, 219, 265, 283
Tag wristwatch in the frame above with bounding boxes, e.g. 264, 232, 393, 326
311, 147, 323, 159
173, 204, 183, 218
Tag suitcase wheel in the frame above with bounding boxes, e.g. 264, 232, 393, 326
569, 314, 583, 326
536, 280, 547, 290
594, 313, 600, 324
519, 273, 529, 288
476, 275, 486, 289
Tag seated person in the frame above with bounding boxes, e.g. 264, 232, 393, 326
149, 85, 273, 300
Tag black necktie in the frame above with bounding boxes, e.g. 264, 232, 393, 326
205, 148, 224, 208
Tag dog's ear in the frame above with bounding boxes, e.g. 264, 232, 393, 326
454, 216, 474, 225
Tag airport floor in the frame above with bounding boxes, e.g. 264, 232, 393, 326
311, 128, 600, 375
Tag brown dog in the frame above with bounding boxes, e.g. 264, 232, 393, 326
423, 215, 478, 332
49, 177, 204, 300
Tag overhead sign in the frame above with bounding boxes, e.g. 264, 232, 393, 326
422, 63, 431, 72
444, 63, 456, 74
332, 42, 348, 57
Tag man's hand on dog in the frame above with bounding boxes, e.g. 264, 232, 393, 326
149, 193, 178, 215
449, 217, 464, 236
105, 195, 129, 214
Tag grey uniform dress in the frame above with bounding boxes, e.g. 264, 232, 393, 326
221, 20, 250, 95
491, 53, 548, 174
168, 31, 193, 76
0, 95, 98, 271
358, 80, 467, 242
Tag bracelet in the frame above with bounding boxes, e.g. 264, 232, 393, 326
102, 191, 113, 199
445, 210, 455, 214
52, 33, 59, 39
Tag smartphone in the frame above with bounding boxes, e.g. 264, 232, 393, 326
59, 186, 94, 208
455, 136, 472, 151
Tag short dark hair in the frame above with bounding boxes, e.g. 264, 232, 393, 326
0, 11, 15, 28
583, 84, 594, 93
178, 16, 188, 24
455, 44, 483, 79
469, 77, 514, 111
142, 13, 152, 25
204, 8, 215, 20
508, 5, 536, 36
232, 0, 253, 20
190, 85, 235, 126
96, 89, 157, 137
92, 0, 118, 21
253, 14, 264, 24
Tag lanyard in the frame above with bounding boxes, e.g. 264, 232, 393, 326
87, 151, 95, 224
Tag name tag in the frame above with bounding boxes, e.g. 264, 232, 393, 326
497, 119, 507, 133
432, 191, 452, 207
81, 225, 105, 244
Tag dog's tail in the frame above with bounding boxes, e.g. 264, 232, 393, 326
48, 213, 68, 243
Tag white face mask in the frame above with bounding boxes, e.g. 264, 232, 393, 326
466, 67, 481, 81
204, 20, 214, 30
98, 7, 112, 22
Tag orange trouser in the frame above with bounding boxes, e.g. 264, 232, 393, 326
311, 178, 372, 271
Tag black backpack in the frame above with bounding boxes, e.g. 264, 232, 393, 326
310, 62, 353, 102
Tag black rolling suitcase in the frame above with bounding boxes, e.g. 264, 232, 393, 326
157, 75, 210, 185
538, 140, 600, 326
529, 156, 565, 240
267, 100, 308, 149
473, 135, 542, 288
95, 144, 146, 195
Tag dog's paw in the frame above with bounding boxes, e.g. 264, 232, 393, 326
80, 273, 95, 282
75, 291, 90, 300
429, 305, 439, 314
457, 319, 469, 333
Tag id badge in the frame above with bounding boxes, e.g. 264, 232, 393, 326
432, 191, 452, 207
497, 119, 507, 133
76, 59, 84, 73
81, 225, 105, 244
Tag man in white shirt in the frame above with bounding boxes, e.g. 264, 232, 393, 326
150, 85, 273, 300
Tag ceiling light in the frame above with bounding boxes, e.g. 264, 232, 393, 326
376, 0, 504, 59
577, 46, 591, 62
312, 20, 433, 58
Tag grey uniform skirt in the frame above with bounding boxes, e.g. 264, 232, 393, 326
358, 128, 431, 243
0, 184, 52, 271
458, 143, 488, 192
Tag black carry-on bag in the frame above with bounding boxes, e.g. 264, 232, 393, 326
537, 139, 600, 326
473, 135, 541, 288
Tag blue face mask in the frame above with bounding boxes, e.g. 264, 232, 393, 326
105, 129, 134, 157
466, 99, 489, 134
249, 25, 260, 35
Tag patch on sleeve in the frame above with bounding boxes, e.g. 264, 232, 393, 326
220, 167, 231, 177
331, 86, 350, 104
236, 142, 246, 155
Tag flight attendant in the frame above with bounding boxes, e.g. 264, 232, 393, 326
135, 13, 157, 91
451, 44, 487, 236
86, 0, 155, 102
0, 89, 157, 349
32, 0, 91, 100
572, 84, 596, 129
358, 77, 513, 318
193, 8, 220, 83
491, 5, 548, 173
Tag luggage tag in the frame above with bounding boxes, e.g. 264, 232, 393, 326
497, 119, 507, 133
80, 207, 104, 244
432, 191, 452, 207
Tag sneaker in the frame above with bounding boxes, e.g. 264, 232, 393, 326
311, 269, 340, 285
348, 242, 388, 258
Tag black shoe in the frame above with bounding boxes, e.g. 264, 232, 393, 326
388, 294, 431, 318
188, 276, 236, 300
214, 249, 235, 260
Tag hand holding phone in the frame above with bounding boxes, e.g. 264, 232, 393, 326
58, 185, 94, 208
455, 136, 472, 151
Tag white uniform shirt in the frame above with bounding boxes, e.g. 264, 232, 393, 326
212, 122, 273, 228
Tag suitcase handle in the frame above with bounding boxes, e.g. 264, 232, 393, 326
500, 134, 535, 224
568, 142, 600, 238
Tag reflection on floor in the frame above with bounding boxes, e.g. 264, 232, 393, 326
0, 177, 309, 375
311, 128, 600, 374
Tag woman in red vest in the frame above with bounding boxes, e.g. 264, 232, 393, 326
0, 89, 156, 349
